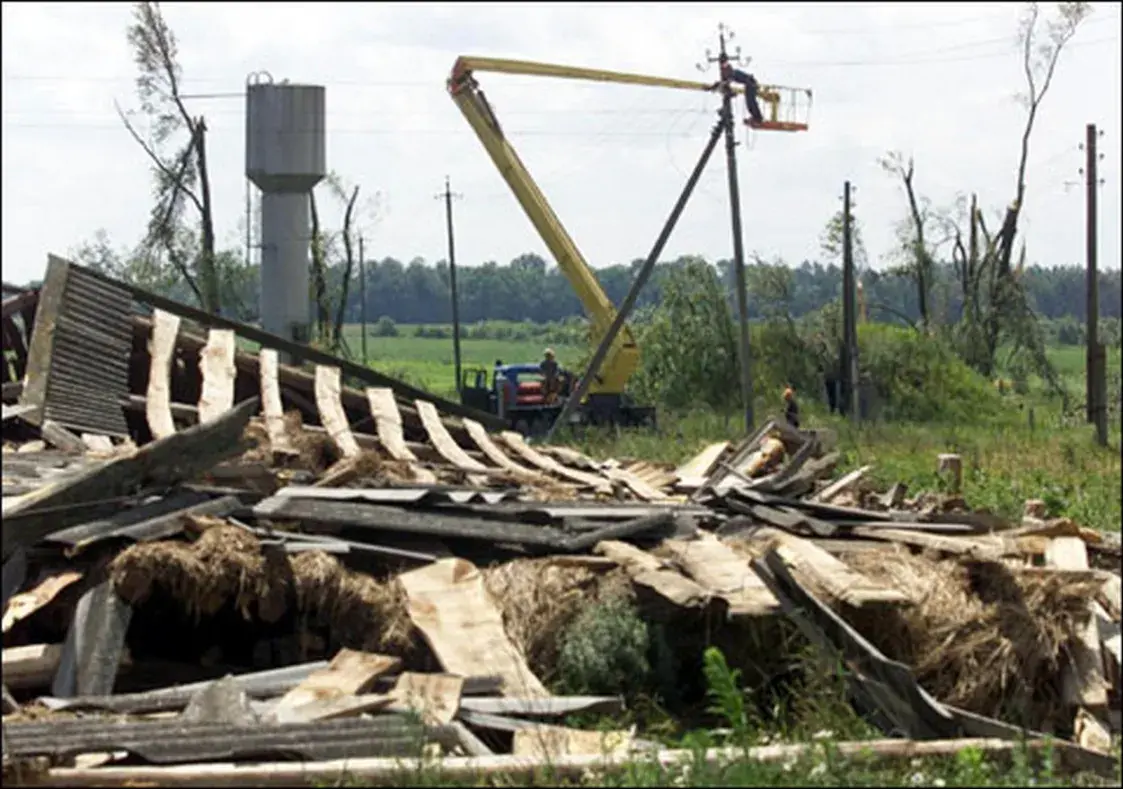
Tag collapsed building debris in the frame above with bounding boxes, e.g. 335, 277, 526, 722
2, 258, 1121, 784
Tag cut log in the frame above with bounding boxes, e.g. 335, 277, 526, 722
936, 453, 962, 494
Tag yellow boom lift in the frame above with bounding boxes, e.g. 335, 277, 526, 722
448, 55, 810, 432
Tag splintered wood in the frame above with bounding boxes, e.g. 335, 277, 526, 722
663, 533, 779, 617
314, 365, 360, 459
259, 349, 296, 456
388, 672, 464, 725
145, 310, 180, 439
398, 558, 549, 698
461, 418, 544, 483
415, 399, 489, 473
499, 431, 610, 492
198, 329, 236, 424
270, 649, 399, 725
594, 540, 714, 611
367, 388, 437, 484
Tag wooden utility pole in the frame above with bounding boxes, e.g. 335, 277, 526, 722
358, 234, 368, 366
1083, 123, 1107, 445
841, 180, 859, 422
708, 24, 754, 433
438, 177, 464, 394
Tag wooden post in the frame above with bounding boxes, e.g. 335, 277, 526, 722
1084, 123, 1098, 424
936, 453, 962, 495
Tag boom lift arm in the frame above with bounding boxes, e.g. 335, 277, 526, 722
447, 56, 810, 397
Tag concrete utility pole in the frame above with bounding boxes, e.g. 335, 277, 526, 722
841, 180, 859, 422
438, 177, 465, 395
358, 234, 368, 366
707, 23, 754, 434
1083, 123, 1107, 445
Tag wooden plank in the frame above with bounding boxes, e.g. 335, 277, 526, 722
594, 541, 718, 613
754, 527, 910, 609
80, 434, 115, 455
850, 526, 1009, 559
398, 558, 549, 698
368, 388, 437, 484
3, 643, 132, 691
259, 349, 296, 456
415, 399, 489, 473
459, 696, 624, 718
2, 397, 258, 562
499, 431, 610, 492
461, 418, 545, 484
388, 672, 464, 725
814, 465, 872, 503
269, 649, 400, 724
662, 533, 779, 617
601, 466, 668, 502
267, 693, 392, 725
1047, 537, 1109, 710
314, 365, 360, 459
2, 569, 84, 633
511, 726, 633, 759
146, 309, 181, 439
675, 441, 730, 483
197, 329, 236, 424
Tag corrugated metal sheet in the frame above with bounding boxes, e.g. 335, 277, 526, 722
1, 715, 452, 763
51, 579, 133, 698
44, 492, 240, 548
37, 661, 330, 714
31, 261, 133, 437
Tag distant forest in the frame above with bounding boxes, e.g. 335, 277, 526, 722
65, 247, 1121, 330
256, 254, 1121, 327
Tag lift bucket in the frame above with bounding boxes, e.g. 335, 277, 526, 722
752, 85, 813, 132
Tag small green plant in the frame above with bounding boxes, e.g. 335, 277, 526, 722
701, 646, 753, 748
556, 598, 652, 698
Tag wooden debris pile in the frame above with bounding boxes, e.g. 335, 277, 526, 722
2, 261, 1121, 784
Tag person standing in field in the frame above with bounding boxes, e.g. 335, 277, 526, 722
540, 348, 560, 404
783, 386, 800, 429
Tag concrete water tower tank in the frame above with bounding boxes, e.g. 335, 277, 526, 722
245, 75, 326, 343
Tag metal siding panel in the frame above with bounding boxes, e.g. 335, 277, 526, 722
39, 265, 132, 437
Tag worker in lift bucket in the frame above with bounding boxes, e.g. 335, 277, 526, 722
783, 386, 801, 429
707, 62, 765, 128
541, 348, 561, 404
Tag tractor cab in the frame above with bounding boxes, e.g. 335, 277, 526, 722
458, 362, 576, 429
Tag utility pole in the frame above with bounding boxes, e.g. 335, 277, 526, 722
1082, 123, 1107, 445
359, 234, 368, 366
707, 23, 754, 433
438, 177, 464, 395
841, 180, 859, 422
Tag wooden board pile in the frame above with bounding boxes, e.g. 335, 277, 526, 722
3, 265, 1121, 784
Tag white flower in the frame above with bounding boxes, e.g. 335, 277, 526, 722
810, 762, 828, 778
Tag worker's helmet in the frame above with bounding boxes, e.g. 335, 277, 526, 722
544, 348, 555, 359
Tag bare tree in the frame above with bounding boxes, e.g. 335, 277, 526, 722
117, 1, 220, 313
308, 173, 380, 355
994, 1, 1092, 276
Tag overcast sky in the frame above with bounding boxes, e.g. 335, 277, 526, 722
2, 1, 1120, 288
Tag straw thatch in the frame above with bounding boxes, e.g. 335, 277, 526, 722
839, 546, 1099, 730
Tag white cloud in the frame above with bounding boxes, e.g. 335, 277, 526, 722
1, 0, 1119, 287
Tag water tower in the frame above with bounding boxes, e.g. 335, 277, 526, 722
245, 72, 326, 343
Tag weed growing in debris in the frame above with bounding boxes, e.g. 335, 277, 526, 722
555, 597, 676, 702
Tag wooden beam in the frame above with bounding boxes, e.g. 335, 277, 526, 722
198, 329, 236, 424
145, 309, 181, 440
2, 398, 258, 561
314, 366, 361, 459
258, 349, 297, 456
